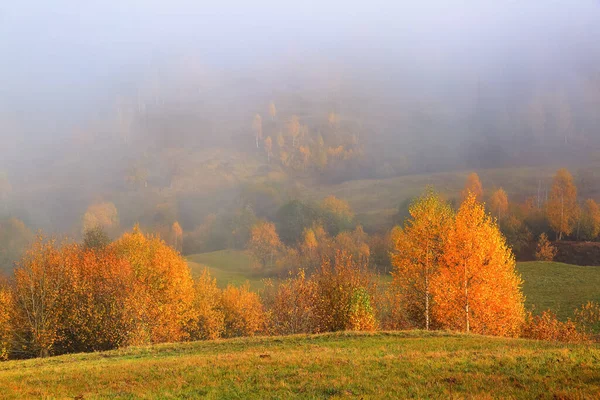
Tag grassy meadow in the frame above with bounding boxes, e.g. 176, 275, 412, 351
1, 332, 599, 399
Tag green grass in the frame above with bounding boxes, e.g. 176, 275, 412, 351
518, 261, 600, 320
1, 332, 599, 399
186, 250, 264, 290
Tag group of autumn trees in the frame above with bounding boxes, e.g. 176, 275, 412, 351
251, 104, 363, 181
2, 186, 599, 361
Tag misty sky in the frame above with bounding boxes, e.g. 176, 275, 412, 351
1, 1, 599, 133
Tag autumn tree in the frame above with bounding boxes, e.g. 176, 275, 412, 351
82, 225, 111, 250
12, 236, 66, 358
268, 102, 277, 120
312, 251, 378, 332
489, 188, 509, 220
432, 193, 525, 336
171, 221, 183, 252
546, 169, 579, 240
111, 226, 195, 344
580, 199, 600, 241
0, 278, 12, 360
252, 113, 263, 148
462, 172, 483, 201
248, 221, 283, 271
81, 202, 119, 236
535, 233, 557, 261
321, 195, 354, 235
220, 283, 265, 338
188, 268, 224, 340
392, 190, 453, 330
264, 136, 273, 163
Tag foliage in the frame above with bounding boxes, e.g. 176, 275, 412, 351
263, 270, 317, 335
275, 200, 320, 244
461, 172, 483, 201
522, 310, 586, 343
81, 202, 119, 235
82, 225, 111, 250
580, 199, 600, 241
391, 190, 453, 330
111, 226, 195, 344
248, 221, 283, 272
535, 233, 557, 261
574, 301, 600, 336
489, 188, 509, 220
311, 251, 378, 332
546, 168, 579, 240
500, 215, 532, 255
12, 236, 66, 358
220, 283, 265, 338
432, 193, 525, 336
187, 269, 224, 340
320, 195, 354, 235
0, 279, 12, 360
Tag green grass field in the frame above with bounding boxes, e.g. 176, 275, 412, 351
518, 261, 600, 320
1, 332, 598, 399
188, 251, 600, 320
187, 249, 263, 290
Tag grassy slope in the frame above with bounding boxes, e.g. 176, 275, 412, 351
518, 261, 600, 320
1, 332, 599, 399
186, 250, 263, 290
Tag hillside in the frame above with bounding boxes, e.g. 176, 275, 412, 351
1, 332, 598, 399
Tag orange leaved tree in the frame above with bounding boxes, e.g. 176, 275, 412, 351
0, 278, 12, 360
489, 188, 509, 221
432, 193, 525, 336
187, 268, 224, 340
391, 190, 453, 330
111, 226, 195, 344
462, 172, 483, 201
12, 236, 66, 358
220, 283, 265, 338
546, 168, 579, 240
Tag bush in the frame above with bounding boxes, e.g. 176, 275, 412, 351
522, 310, 587, 343
312, 251, 378, 332
220, 283, 265, 338
535, 233, 557, 261
263, 270, 317, 335
574, 302, 600, 337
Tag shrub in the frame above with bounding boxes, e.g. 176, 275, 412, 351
312, 251, 378, 332
220, 283, 265, 338
574, 302, 600, 336
535, 233, 557, 261
522, 310, 587, 343
263, 270, 317, 335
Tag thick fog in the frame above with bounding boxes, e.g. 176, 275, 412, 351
1, 0, 600, 235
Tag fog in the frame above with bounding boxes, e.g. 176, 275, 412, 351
1, 0, 600, 236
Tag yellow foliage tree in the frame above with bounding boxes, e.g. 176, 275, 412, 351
268, 102, 277, 120
546, 168, 579, 240
462, 172, 483, 201
248, 221, 283, 271
581, 199, 600, 241
82, 202, 119, 235
111, 226, 195, 344
535, 233, 557, 261
0, 279, 12, 360
220, 283, 265, 338
392, 190, 453, 330
252, 114, 263, 148
431, 193, 525, 337
171, 221, 183, 252
188, 268, 224, 340
489, 188, 509, 220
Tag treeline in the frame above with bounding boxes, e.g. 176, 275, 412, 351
2, 190, 600, 361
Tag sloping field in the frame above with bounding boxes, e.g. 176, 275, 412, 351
0, 332, 598, 399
